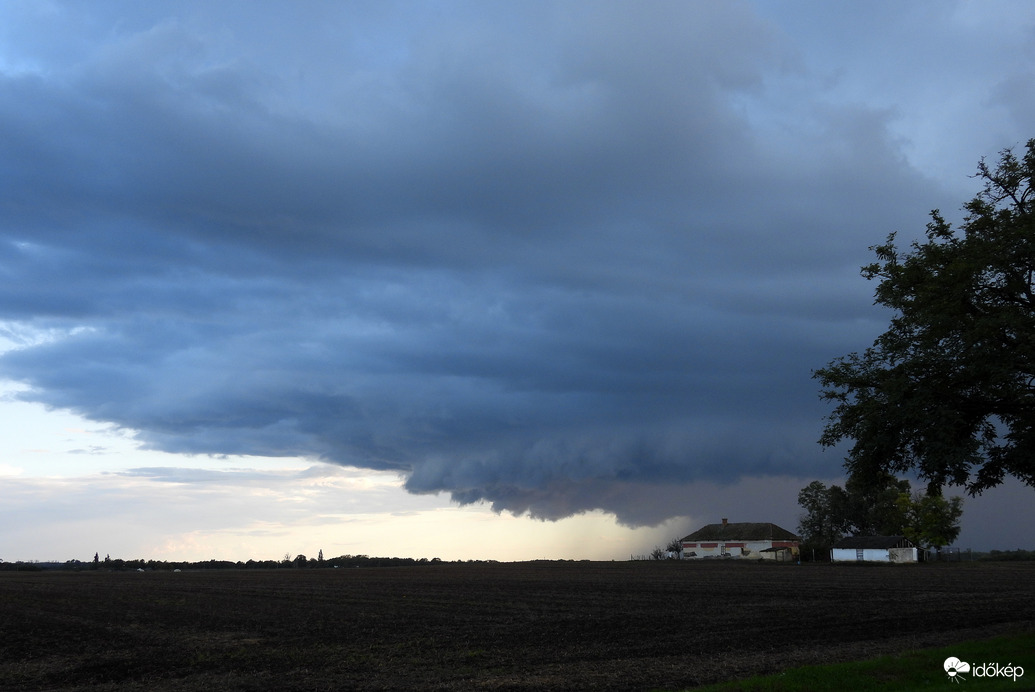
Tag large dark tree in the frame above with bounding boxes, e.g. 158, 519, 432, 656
815, 140, 1035, 494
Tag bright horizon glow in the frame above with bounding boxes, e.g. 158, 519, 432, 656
0, 386, 696, 563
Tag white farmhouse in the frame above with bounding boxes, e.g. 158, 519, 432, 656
831, 535, 917, 563
680, 518, 801, 559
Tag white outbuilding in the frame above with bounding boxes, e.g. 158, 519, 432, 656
831, 535, 917, 563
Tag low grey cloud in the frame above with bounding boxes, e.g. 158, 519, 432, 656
1, 1, 1032, 525
109, 464, 359, 488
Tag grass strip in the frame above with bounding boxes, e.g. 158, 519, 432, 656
680, 632, 1034, 692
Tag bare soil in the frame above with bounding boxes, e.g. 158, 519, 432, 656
1, 560, 1033, 691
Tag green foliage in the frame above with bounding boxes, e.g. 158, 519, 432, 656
797, 474, 911, 546
895, 491, 964, 550
815, 140, 1035, 494
796, 481, 848, 549
841, 473, 911, 536
797, 476, 964, 550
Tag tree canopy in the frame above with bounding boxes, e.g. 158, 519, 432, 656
894, 491, 964, 551
797, 477, 963, 552
815, 140, 1035, 494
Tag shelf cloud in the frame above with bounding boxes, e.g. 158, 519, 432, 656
2, 1, 1032, 525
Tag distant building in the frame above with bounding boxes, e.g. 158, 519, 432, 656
831, 536, 917, 563
680, 518, 801, 559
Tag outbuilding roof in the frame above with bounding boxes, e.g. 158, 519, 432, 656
681, 521, 801, 542
832, 535, 915, 549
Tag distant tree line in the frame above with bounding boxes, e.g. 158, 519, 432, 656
977, 549, 1035, 561
0, 553, 455, 572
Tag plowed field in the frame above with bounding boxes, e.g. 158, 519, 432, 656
2, 561, 1033, 690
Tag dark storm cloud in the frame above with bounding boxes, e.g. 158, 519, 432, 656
1, 1, 1029, 524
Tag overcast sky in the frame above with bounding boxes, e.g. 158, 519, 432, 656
2, 1, 1033, 562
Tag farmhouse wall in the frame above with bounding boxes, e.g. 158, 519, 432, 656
682, 540, 792, 559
